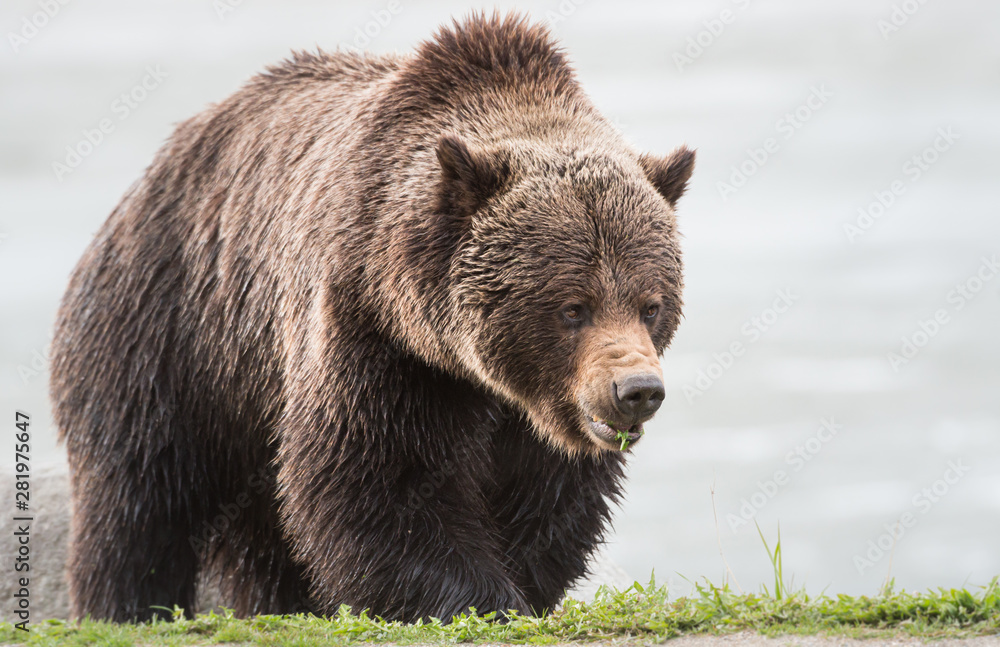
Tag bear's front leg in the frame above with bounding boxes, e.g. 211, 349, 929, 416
489, 419, 628, 614
277, 347, 528, 622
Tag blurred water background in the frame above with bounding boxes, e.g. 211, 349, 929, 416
2, 0, 998, 598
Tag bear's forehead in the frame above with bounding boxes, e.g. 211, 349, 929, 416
544, 151, 668, 217
552, 149, 633, 185
509, 168, 672, 241
492, 185, 678, 288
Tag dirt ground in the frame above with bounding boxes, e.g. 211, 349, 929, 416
465, 636, 1000, 647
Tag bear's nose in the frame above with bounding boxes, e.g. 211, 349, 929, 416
613, 374, 665, 421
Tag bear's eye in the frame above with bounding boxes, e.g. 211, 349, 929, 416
643, 304, 660, 321
561, 304, 588, 325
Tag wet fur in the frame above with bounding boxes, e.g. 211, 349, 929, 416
50, 12, 692, 623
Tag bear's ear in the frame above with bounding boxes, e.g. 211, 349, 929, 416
436, 134, 510, 216
639, 146, 696, 207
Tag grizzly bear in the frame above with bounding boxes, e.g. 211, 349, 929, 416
50, 12, 694, 623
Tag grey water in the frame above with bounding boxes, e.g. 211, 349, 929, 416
1, 0, 998, 598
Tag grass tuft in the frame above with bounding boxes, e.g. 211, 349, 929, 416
1, 577, 998, 645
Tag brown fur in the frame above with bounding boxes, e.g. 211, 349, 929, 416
50, 12, 694, 623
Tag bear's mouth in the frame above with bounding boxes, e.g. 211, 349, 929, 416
587, 416, 644, 450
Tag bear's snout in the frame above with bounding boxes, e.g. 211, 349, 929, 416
613, 373, 665, 421
572, 325, 664, 451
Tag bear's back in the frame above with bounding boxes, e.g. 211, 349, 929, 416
50, 50, 405, 451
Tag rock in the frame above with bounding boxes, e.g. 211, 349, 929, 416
1, 464, 71, 622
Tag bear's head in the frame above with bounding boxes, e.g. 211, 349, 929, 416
435, 134, 694, 456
